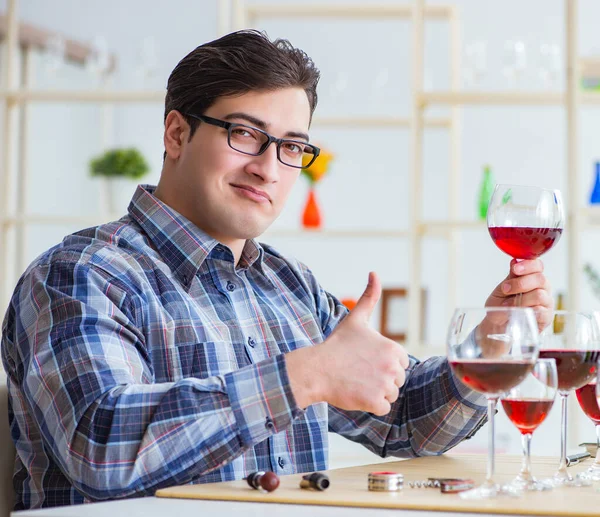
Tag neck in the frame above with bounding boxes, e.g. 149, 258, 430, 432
154, 183, 246, 265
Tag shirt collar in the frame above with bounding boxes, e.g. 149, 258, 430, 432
128, 185, 264, 288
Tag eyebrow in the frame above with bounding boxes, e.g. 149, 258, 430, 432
223, 112, 310, 142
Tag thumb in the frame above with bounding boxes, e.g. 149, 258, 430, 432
350, 272, 381, 322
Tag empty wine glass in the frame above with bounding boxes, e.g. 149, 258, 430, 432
447, 307, 540, 499
539, 311, 600, 486
501, 358, 558, 491
463, 41, 487, 88
538, 43, 561, 89
503, 40, 527, 88
487, 184, 564, 306
575, 374, 600, 480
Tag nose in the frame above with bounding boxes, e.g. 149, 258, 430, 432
245, 142, 280, 183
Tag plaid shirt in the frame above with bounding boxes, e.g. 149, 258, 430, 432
2, 185, 486, 509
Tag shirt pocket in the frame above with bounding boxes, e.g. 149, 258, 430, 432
158, 341, 240, 381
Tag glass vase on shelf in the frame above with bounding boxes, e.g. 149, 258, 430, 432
590, 161, 600, 204
477, 165, 494, 220
300, 147, 334, 230
302, 188, 322, 229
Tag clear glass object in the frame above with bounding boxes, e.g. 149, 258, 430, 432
538, 311, 600, 487
501, 358, 558, 491
487, 184, 564, 305
463, 41, 487, 88
575, 374, 600, 481
447, 307, 540, 499
503, 40, 527, 88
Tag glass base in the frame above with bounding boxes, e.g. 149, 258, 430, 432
551, 470, 592, 487
507, 475, 553, 492
459, 482, 522, 500
577, 464, 600, 482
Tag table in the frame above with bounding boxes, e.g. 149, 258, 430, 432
14, 454, 597, 517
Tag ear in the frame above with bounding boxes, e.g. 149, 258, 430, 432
164, 110, 189, 161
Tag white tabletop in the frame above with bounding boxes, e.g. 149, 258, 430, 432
12, 496, 530, 517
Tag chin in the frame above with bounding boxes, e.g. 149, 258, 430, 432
231, 218, 272, 240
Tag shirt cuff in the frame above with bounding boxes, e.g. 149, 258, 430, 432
225, 354, 302, 447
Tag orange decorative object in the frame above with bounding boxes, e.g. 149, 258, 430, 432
340, 298, 357, 311
302, 188, 322, 229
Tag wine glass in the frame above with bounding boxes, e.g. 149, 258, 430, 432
501, 358, 558, 491
503, 40, 527, 88
487, 184, 564, 305
447, 307, 540, 499
575, 375, 600, 480
539, 311, 600, 486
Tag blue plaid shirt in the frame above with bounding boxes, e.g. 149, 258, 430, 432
2, 185, 486, 509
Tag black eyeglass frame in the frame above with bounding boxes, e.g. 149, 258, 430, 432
185, 113, 320, 169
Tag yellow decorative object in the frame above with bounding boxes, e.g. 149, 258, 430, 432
301, 148, 334, 184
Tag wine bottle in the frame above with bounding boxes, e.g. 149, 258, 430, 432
553, 292, 565, 333
478, 165, 494, 220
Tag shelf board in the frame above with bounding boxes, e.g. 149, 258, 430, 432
312, 116, 450, 128
419, 220, 487, 236
0, 89, 166, 103
420, 91, 564, 106
421, 90, 600, 107
1, 218, 409, 238
264, 229, 409, 238
246, 4, 453, 19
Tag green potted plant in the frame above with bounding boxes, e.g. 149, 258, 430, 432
89, 147, 149, 215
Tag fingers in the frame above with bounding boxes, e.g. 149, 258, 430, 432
372, 399, 392, 417
503, 287, 552, 307
509, 258, 544, 276
501, 273, 548, 296
351, 272, 382, 322
395, 367, 406, 389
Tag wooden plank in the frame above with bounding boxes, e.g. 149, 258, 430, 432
0, 14, 116, 72
156, 454, 597, 516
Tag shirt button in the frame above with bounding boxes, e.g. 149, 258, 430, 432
247, 336, 256, 348
278, 457, 285, 469
226, 281, 236, 292
182, 275, 188, 284
265, 417, 274, 430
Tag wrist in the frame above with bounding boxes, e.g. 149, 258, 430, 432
285, 345, 327, 408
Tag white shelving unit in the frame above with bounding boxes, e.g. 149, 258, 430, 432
0, 0, 463, 327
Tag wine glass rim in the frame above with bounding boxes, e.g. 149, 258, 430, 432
453, 306, 536, 313
550, 310, 600, 316
493, 183, 561, 194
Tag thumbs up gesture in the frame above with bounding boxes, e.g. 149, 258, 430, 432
286, 272, 410, 416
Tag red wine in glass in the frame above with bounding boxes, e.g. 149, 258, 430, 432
576, 382, 600, 424
488, 227, 563, 260
501, 398, 554, 434
575, 381, 600, 481
538, 350, 600, 392
450, 360, 534, 395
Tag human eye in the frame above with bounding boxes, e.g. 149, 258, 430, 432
230, 125, 258, 140
281, 141, 304, 156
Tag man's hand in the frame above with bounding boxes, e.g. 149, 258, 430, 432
485, 258, 553, 331
286, 272, 409, 416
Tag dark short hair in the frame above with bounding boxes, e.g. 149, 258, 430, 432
164, 29, 320, 148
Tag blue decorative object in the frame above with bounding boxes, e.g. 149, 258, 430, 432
591, 161, 600, 204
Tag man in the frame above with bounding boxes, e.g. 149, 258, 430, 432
1, 30, 552, 509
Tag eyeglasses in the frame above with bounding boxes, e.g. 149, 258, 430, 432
185, 113, 320, 169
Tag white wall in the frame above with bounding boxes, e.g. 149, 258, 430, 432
4, 0, 600, 467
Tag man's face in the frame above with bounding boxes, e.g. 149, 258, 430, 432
163, 88, 311, 245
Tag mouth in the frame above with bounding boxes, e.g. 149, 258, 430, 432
231, 184, 272, 203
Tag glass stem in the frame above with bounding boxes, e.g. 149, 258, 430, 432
486, 397, 497, 486
558, 393, 569, 476
521, 433, 533, 478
